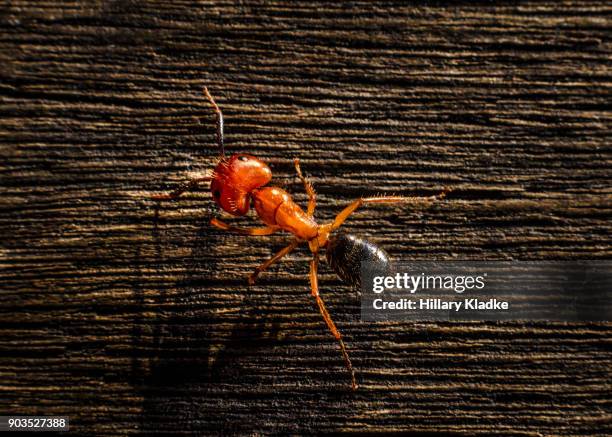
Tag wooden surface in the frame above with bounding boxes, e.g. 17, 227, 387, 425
1, 1, 611, 435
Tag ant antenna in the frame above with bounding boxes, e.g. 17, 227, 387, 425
203, 87, 225, 157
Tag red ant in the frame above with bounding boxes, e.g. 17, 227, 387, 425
153, 88, 448, 390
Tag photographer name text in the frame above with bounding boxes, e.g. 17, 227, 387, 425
372, 297, 509, 311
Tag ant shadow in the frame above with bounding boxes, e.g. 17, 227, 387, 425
130, 203, 356, 434
129, 203, 278, 432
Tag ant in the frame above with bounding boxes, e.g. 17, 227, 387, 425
153, 88, 448, 390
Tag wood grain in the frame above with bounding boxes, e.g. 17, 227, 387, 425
1, 1, 611, 435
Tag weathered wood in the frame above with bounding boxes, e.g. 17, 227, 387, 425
1, 1, 611, 435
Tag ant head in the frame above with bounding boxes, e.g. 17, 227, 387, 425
210, 154, 272, 216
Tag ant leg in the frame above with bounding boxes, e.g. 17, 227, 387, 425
211, 218, 279, 236
154, 87, 222, 200
331, 190, 449, 230
309, 253, 357, 391
203, 87, 224, 157
154, 88, 223, 200
152, 176, 211, 200
248, 239, 300, 285
294, 158, 316, 216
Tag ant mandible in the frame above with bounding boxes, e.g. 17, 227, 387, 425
153, 88, 448, 391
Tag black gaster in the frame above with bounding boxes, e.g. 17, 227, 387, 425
325, 233, 392, 289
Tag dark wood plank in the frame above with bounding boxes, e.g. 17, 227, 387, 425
1, 1, 610, 435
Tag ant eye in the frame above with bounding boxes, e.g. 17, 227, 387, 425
213, 190, 221, 199
238, 155, 249, 161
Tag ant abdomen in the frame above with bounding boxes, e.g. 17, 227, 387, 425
326, 232, 393, 289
